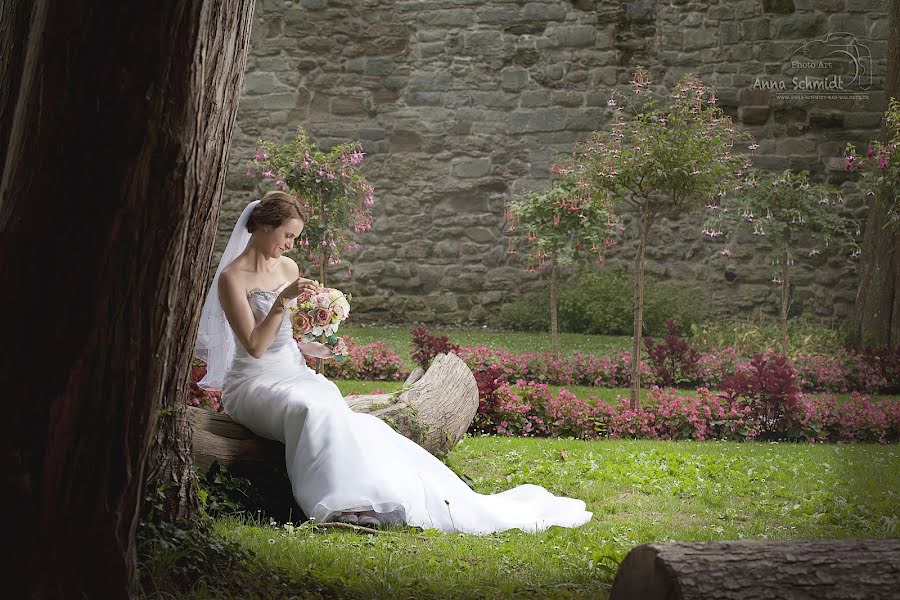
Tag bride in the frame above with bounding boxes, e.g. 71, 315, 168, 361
196, 190, 592, 533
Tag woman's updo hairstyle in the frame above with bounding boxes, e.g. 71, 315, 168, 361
246, 191, 306, 233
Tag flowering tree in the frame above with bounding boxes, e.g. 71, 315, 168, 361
569, 68, 752, 408
844, 97, 900, 230
704, 169, 859, 357
505, 172, 618, 358
250, 126, 375, 285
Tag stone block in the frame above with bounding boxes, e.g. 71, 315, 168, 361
520, 90, 551, 107
544, 63, 565, 81
551, 92, 584, 108
827, 14, 868, 37
773, 13, 827, 38
501, 66, 530, 91
776, 137, 817, 155
739, 106, 771, 125
522, 2, 567, 21
388, 130, 424, 153
465, 30, 501, 49
843, 112, 884, 129
625, 0, 656, 23
762, 0, 796, 13
331, 97, 368, 116
551, 25, 596, 48
464, 227, 498, 244
452, 157, 492, 178
814, 0, 845, 10
809, 110, 844, 128
408, 71, 454, 92
366, 58, 396, 77
302, 0, 328, 10
418, 9, 476, 27
476, 6, 521, 25
242, 72, 278, 95
719, 21, 739, 45
469, 91, 519, 109
847, 0, 885, 12
741, 17, 771, 40
507, 110, 567, 134
740, 88, 771, 106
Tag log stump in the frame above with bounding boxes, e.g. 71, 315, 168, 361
187, 353, 478, 520
610, 538, 900, 600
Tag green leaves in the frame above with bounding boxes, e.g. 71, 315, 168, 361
505, 173, 619, 271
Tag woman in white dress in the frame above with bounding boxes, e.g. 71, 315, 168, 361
196, 191, 592, 533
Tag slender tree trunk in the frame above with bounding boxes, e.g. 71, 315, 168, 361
853, 0, 899, 348
0, 0, 32, 173
780, 244, 790, 356
0, 1, 256, 597
550, 248, 559, 359
630, 209, 652, 409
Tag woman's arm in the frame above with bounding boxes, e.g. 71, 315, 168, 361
218, 270, 289, 359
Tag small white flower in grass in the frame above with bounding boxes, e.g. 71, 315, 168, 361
268, 538, 275, 544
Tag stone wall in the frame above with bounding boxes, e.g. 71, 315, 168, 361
219, 0, 889, 325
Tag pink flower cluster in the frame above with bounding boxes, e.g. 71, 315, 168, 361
455, 345, 644, 388
187, 364, 224, 413
323, 337, 409, 381
790, 393, 900, 443
472, 384, 762, 442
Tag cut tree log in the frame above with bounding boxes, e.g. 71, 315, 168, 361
610, 539, 900, 600
187, 353, 478, 518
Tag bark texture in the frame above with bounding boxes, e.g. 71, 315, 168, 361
188, 353, 478, 516
0, 1, 255, 598
853, 0, 899, 348
610, 539, 900, 600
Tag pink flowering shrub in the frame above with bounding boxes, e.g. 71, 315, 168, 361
695, 347, 743, 387
608, 387, 760, 441
720, 351, 802, 434
187, 361, 224, 413
643, 320, 701, 387
455, 346, 644, 388
790, 393, 900, 443
410, 326, 460, 370
323, 338, 408, 381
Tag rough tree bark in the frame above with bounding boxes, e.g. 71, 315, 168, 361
188, 354, 479, 518
610, 539, 900, 600
0, 1, 255, 598
853, 0, 899, 348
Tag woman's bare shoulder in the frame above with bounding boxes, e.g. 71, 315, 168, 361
279, 255, 301, 279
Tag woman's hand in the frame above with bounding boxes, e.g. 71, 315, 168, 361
331, 338, 348, 357
279, 276, 319, 303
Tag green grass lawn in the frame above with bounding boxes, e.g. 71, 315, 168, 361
341, 325, 631, 368
194, 437, 897, 600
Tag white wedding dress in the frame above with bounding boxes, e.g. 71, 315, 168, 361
221, 283, 593, 534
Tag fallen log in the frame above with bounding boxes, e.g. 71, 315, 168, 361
187, 353, 478, 518
610, 538, 900, 600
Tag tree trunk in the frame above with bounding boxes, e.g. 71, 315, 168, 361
0, 0, 31, 173
853, 0, 899, 349
780, 245, 790, 356
550, 248, 559, 359
630, 210, 652, 409
188, 353, 478, 519
610, 538, 900, 600
0, 1, 256, 598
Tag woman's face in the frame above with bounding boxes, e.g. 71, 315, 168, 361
262, 218, 304, 258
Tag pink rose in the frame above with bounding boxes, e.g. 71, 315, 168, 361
290, 310, 313, 334
297, 290, 314, 304
313, 308, 333, 327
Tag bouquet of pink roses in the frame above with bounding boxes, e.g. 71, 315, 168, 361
289, 282, 351, 362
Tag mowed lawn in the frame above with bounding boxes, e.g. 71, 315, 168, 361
206, 437, 899, 600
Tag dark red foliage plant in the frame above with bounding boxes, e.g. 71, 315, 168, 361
643, 319, 700, 387
721, 351, 801, 434
410, 326, 460, 370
